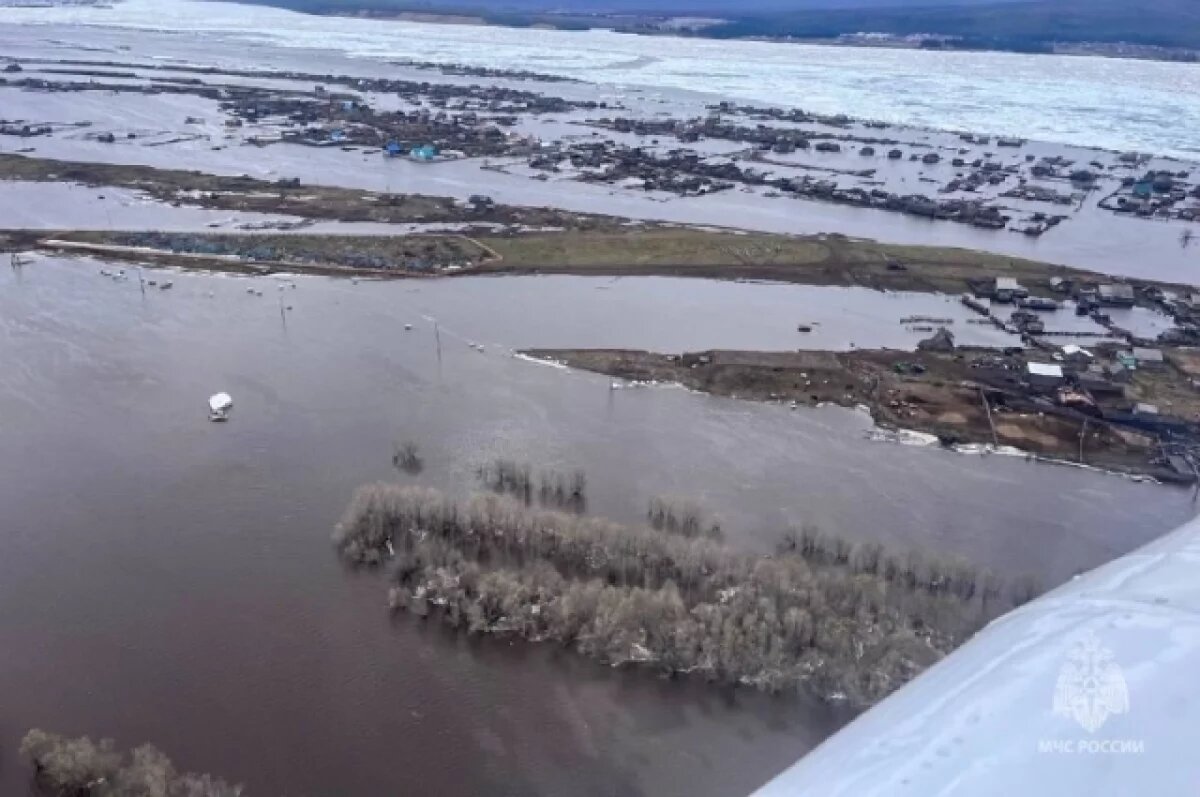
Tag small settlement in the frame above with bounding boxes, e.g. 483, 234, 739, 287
941, 272, 1200, 481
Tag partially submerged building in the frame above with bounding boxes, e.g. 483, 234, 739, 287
1132, 347, 1166, 368
1061, 344, 1094, 367
1078, 364, 1127, 396
1019, 296, 1059, 311
410, 144, 438, 162
993, 277, 1028, 303
1098, 283, 1136, 307
1026, 362, 1064, 389
467, 194, 495, 211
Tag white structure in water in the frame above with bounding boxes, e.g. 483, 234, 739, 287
207, 392, 233, 421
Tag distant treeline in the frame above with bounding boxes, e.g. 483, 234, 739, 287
232, 0, 1200, 52
19, 729, 241, 796
702, 0, 1200, 51
334, 484, 1038, 708
236, 0, 599, 29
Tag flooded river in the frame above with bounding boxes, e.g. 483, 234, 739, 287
0, 258, 1194, 795
2, 23, 1199, 283
7, 0, 1200, 158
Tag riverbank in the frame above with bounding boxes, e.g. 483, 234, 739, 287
0, 224, 1077, 291
3, 220, 1189, 303
525, 346, 1200, 483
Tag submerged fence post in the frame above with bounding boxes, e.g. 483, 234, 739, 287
979, 387, 998, 447
1078, 417, 1087, 463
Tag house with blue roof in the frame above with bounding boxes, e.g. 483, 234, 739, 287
410, 144, 437, 162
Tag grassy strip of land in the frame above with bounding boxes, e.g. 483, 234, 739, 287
8, 224, 1174, 302
3, 152, 1187, 298
335, 485, 1036, 709
0, 153, 607, 230
474, 227, 1099, 295
34, 230, 496, 276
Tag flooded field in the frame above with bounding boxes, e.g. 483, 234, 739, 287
3, 99, 1194, 283
0, 256, 1193, 795
6, 0, 1200, 157
0, 180, 496, 236
3, 21, 1200, 283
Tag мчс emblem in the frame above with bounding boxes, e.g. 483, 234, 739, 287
1053, 631, 1130, 733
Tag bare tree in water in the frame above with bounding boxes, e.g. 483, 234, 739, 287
335, 485, 1041, 708
392, 441, 424, 475
20, 729, 243, 796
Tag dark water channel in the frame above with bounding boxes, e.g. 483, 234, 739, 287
0, 258, 1191, 796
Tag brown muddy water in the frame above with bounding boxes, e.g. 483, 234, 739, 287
0, 256, 1193, 796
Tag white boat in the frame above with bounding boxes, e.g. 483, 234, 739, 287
208, 392, 233, 421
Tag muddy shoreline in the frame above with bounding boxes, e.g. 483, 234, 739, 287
5, 222, 1194, 315
525, 347, 1200, 483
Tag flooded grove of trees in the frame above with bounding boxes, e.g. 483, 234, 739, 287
19, 729, 242, 796
333, 482, 1039, 710
475, 458, 589, 514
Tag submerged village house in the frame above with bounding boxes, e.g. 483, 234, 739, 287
1026, 362, 1065, 389
993, 277, 1029, 303
1098, 283, 1136, 307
